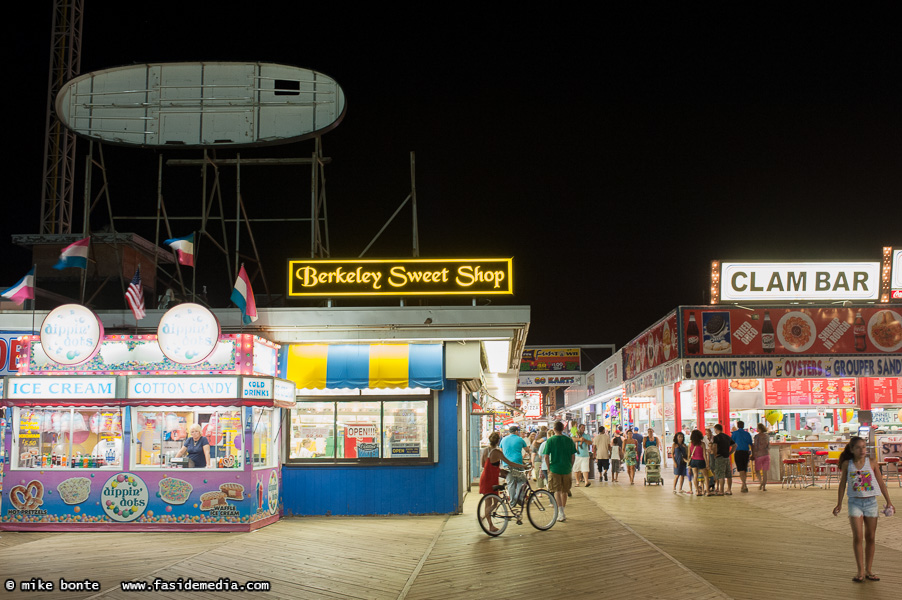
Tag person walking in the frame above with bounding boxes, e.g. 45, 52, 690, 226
712, 424, 736, 496
610, 437, 622, 483
624, 433, 640, 484
671, 432, 690, 494
731, 420, 754, 493
531, 430, 547, 488
643, 428, 665, 470
543, 421, 577, 522
573, 424, 592, 487
752, 423, 771, 491
688, 429, 709, 496
538, 430, 553, 488
704, 427, 717, 493
592, 426, 612, 482
632, 427, 644, 471
832, 436, 895, 582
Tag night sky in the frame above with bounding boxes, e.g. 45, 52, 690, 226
7, 6, 901, 349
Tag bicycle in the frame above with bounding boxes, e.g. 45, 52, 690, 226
477, 466, 558, 536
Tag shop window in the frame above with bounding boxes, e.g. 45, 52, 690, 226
286, 395, 432, 464
12, 407, 123, 469
132, 407, 243, 470
251, 407, 276, 468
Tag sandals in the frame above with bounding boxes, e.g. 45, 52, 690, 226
866, 574, 880, 581
852, 575, 865, 583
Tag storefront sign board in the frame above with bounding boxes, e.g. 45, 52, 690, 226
127, 376, 239, 399
241, 378, 272, 399
868, 377, 902, 405
719, 262, 881, 302
517, 374, 582, 386
157, 303, 220, 365
623, 311, 678, 380
40, 304, 104, 366
683, 356, 902, 380
682, 307, 902, 356
520, 348, 580, 372
764, 378, 857, 406
624, 360, 681, 396
0, 333, 24, 374
288, 258, 513, 296
6, 376, 118, 400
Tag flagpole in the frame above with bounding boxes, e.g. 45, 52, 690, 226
192, 230, 197, 303
31, 264, 37, 334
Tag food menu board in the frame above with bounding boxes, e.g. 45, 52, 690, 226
682, 307, 902, 356
623, 311, 679, 380
868, 377, 902, 405
764, 378, 856, 406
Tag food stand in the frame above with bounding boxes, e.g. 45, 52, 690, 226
1, 304, 290, 532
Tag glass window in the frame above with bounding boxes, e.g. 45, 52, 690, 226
289, 402, 335, 459
251, 407, 276, 468
286, 395, 432, 464
383, 400, 428, 458
12, 407, 123, 469
337, 401, 381, 459
132, 406, 243, 470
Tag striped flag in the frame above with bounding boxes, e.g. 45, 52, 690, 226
230, 264, 258, 325
164, 233, 195, 267
125, 267, 146, 320
1, 267, 36, 305
53, 237, 90, 270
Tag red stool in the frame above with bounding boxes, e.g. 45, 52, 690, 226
797, 451, 814, 485
814, 451, 829, 481
824, 458, 840, 488
884, 457, 901, 488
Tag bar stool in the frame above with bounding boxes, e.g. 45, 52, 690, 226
782, 458, 803, 488
824, 458, 840, 488
797, 451, 813, 485
814, 451, 829, 481
883, 457, 901, 488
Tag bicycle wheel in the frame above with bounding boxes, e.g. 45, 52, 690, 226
477, 494, 509, 536
526, 489, 557, 530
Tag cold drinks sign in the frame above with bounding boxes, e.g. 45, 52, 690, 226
718, 262, 880, 302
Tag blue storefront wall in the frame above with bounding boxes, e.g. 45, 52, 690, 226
281, 384, 460, 516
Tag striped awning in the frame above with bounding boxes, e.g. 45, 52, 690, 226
282, 344, 444, 390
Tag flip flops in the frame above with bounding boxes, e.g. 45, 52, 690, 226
852, 575, 864, 583
866, 574, 880, 581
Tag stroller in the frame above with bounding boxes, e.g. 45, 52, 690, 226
643, 446, 664, 485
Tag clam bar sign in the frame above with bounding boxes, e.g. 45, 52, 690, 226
288, 258, 512, 296
719, 262, 880, 302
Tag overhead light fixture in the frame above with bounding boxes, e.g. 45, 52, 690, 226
483, 340, 511, 374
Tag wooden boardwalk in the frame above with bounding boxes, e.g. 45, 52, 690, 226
0, 478, 899, 599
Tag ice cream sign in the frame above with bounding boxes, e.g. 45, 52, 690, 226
157, 303, 220, 365
39, 304, 104, 365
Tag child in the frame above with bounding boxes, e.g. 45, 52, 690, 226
610, 437, 622, 483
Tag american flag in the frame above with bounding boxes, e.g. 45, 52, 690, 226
125, 267, 146, 320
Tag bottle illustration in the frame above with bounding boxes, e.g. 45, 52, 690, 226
686, 313, 700, 354
761, 311, 775, 353
854, 311, 866, 352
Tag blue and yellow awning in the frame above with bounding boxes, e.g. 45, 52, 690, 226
282, 344, 443, 390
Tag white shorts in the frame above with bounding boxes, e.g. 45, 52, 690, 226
574, 456, 590, 473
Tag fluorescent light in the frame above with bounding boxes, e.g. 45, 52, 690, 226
483, 340, 511, 374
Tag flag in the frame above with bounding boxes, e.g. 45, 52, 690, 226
164, 233, 194, 267
1, 267, 36, 305
125, 267, 145, 320
230, 264, 258, 325
53, 237, 90, 270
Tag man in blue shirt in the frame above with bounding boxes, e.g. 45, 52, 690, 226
731, 420, 754, 493
500, 425, 528, 503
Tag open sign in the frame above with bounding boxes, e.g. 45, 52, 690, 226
346, 424, 377, 438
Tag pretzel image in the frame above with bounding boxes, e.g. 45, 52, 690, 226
9, 480, 45, 511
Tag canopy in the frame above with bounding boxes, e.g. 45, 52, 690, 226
283, 343, 443, 390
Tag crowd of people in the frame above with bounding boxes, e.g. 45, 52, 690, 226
479, 420, 895, 582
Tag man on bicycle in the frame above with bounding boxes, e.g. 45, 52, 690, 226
500, 425, 529, 505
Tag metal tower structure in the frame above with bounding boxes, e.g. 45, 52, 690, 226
39, 0, 84, 235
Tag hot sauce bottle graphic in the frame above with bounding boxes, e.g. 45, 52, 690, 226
854, 311, 866, 352
761, 311, 775, 353
686, 313, 700, 354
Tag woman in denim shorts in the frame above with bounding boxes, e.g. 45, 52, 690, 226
832, 436, 895, 583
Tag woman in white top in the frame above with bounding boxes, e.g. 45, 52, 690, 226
832, 436, 894, 582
